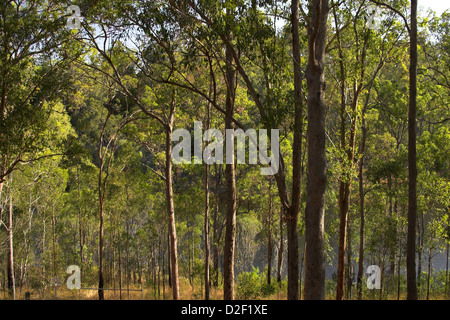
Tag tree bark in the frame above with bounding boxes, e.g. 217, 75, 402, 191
304, 0, 329, 300
287, 0, 304, 300
445, 241, 449, 296
223, 37, 237, 300
277, 208, 284, 284
51, 204, 57, 277
357, 117, 367, 300
165, 110, 180, 300
406, 0, 418, 301
204, 104, 211, 300
212, 163, 221, 288
426, 248, 431, 300
77, 166, 84, 278
7, 174, 15, 299
98, 189, 105, 300
267, 179, 273, 285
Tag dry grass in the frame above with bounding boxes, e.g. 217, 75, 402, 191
3, 279, 448, 300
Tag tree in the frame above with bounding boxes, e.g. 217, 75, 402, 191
407, 0, 418, 301
304, 0, 329, 300
0, 1, 80, 299
287, 0, 304, 300
223, 15, 237, 299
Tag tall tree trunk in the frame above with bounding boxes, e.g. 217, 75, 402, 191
204, 106, 211, 300
267, 179, 273, 285
126, 207, 130, 299
21, 196, 33, 291
334, 20, 359, 301
77, 166, 84, 278
167, 228, 172, 288
97, 109, 111, 301
223, 36, 237, 300
334, 6, 348, 299
51, 204, 57, 277
406, 0, 418, 301
346, 216, 353, 299
41, 211, 46, 298
204, 161, 211, 299
98, 192, 105, 300
304, 0, 328, 300
287, 0, 304, 300
7, 174, 15, 299
165, 119, 179, 300
357, 117, 367, 300
118, 217, 122, 300
212, 163, 221, 288
336, 121, 357, 300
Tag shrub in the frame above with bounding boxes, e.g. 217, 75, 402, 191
236, 266, 277, 300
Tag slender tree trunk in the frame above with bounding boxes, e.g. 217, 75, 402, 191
426, 248, 432, 300
7, 174, 15, 299
334, 6, 348, 299
300, 241, 306, 299
212, 163, 221, 288
167, 226, 172, 288
204, 103, 211, 299
77, 166, 84, 278
223, 35, 237, 300
346, 217, 353, 299
51, 204, 57, 278
357, 118, 367, 300
118, 218, 122, 300
204, 160, 211, 299
335, 64, 358, 302
126, 208, 130, 299
98, 162, 105, 300
304, 0, 329, 300
162, 237, 166, 300
21, 197, 33, 291
98, 195, 105, 300
277, 208, 284, 284
406, 0, 418, 301
336, 128, 357, 300
41, 211, 46, 298
165, 123, 179, 300
267, 229, 272, 285
97, 110, 111, 301
113, 220, 117, 294
287, 0, 304, 300
267, 180, 273, 285
445, 241, 449, 296
397, 240, 402, 300
157, 237, 161, 299
417, 219, 422, 293
336, 175, 348, 300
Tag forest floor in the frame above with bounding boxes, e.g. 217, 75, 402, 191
2, 283, 448, 300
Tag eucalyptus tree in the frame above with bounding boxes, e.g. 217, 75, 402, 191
303, 0, 329, 300
326, 0, 405, 299
0, 0, 82, 299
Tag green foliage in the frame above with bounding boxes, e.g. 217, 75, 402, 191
0, 0, 449, 301
236, 266, 276, 300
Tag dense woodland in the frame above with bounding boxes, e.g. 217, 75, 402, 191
0, 0, 449, 301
